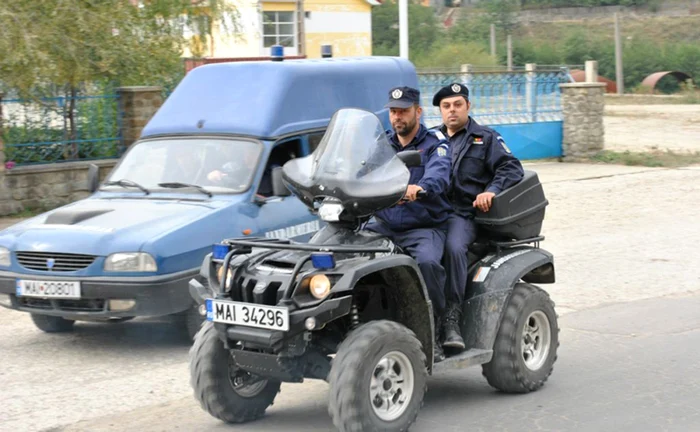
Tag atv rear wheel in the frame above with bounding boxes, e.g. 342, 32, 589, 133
189, 321, 280, 423
482, 283, 559, 393
30, 314, 75, 333
328, 320, 427, 432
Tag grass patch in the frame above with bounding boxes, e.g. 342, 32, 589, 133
588, 150, 700, 167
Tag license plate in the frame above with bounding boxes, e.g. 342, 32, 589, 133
16, 279, 81, 299
206, 299, 289, 331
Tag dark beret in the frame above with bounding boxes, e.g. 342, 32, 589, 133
432, 83, 470, 106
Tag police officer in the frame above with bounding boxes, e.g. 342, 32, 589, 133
366, 86, 453, 362
432, 83, 524, 352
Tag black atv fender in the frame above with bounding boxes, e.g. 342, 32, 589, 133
331, 254, 435, 371
462, 247, 555, 352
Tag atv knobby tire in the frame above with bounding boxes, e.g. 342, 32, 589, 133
30, 314, 75, 333
189, 321, 280, 423
328, 320, 427, 432
482, 282, 559, 393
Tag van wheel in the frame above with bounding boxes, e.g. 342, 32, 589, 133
328, 320, 427, 432
30, 314, 75, 333
482, 283, 559, 393
189, 321, 280, 423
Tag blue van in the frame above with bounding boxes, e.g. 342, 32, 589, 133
0, 57, 419, 338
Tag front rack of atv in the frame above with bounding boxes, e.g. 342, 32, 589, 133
214, 237, 393, 305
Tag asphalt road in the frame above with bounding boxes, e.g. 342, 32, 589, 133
7, 292, 698, 432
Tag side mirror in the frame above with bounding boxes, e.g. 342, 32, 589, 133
397, 150, 422, 168
87, 164, 100, 193
272, 166, 291, 197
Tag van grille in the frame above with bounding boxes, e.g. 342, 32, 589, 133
16, 252, 96, 272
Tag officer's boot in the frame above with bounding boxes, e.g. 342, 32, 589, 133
442, 302, 466, 351
433, 315, 445, 363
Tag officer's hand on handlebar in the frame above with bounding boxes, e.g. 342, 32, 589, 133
403, 185, 425, 202
473, 191, 496, 212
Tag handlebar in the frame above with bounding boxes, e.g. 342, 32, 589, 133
400, 189, 427, 203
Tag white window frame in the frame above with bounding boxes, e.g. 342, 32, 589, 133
261, 10, 298, 56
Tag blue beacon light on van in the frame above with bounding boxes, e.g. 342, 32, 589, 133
311, 252, 336, 270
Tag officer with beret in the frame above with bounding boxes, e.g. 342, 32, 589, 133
366, 85, 453, 362
431, 83, 524, 353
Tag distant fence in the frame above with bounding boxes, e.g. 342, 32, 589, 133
417, 66, 574, 128
0, 90, 122, 166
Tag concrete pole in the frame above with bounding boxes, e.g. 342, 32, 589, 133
490, 24, 496, 58
526, 63, 537, 122
585, 60, 599, 83
614, 13, 624, 94
506, 34, 513, 71
399, 0, 409, 59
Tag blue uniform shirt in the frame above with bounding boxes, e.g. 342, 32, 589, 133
439, 117, 524, 218
375, 124, 453, 231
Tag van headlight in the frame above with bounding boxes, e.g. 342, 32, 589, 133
104, 253, 157, 272
0, 247, 10, 267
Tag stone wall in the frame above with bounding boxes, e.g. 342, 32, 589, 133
560, 83, 607, 159
118, 86, 164, 148
0, 160, 117, 215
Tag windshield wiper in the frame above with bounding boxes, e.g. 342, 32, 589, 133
103, 179, 150, 195
158, 182, 213, 197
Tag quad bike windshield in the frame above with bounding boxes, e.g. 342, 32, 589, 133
282, 108, 409, 221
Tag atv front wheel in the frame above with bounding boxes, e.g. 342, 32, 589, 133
30, 314, 75, 333
189, 321, 280, 423
482, 283, 559, 393
328, 320, 427, 432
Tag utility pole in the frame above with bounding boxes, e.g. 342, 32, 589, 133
506, 34, 513, 71
614, 12, 624, 94
490, 24, 496, 58
399, 0, 409, 59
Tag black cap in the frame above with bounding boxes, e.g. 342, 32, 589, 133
384, 86, 420, 109
432, 83, 469, 106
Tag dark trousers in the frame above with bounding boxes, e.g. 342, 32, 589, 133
444, 214, 478, 306
366, 222, 448, 315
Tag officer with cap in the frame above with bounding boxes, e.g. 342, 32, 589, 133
366, 85, 453, 363
431, 83, 524, 353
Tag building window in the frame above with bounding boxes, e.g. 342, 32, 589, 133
263, 11, 296, 48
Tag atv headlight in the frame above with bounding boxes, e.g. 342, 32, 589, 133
0, 247, 10, 267
216, 264, 233, 288
309, 274, 332, 299
318, 202, 344, 222
104, 253, 157, 272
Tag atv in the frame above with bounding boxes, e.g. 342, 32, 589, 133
188, 108, 558, 431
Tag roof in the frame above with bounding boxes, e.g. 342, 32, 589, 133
141, 57, 418, 139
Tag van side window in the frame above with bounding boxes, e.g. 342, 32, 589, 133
258, 138, 302, 197
308, 132, 325, 152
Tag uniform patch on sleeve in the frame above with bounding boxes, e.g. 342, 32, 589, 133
437, 144, 447, 157
497, 136, 511, 154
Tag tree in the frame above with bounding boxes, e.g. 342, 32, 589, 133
372, 1, 440, 59
0, 0, 238, 159
482, 0, 520, 36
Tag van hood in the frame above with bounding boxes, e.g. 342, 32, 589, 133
0, 197, 234, 257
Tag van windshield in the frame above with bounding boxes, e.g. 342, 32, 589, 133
103, 138, 262, 194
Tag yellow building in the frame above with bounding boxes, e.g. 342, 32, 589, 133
206, 0, 379, 59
